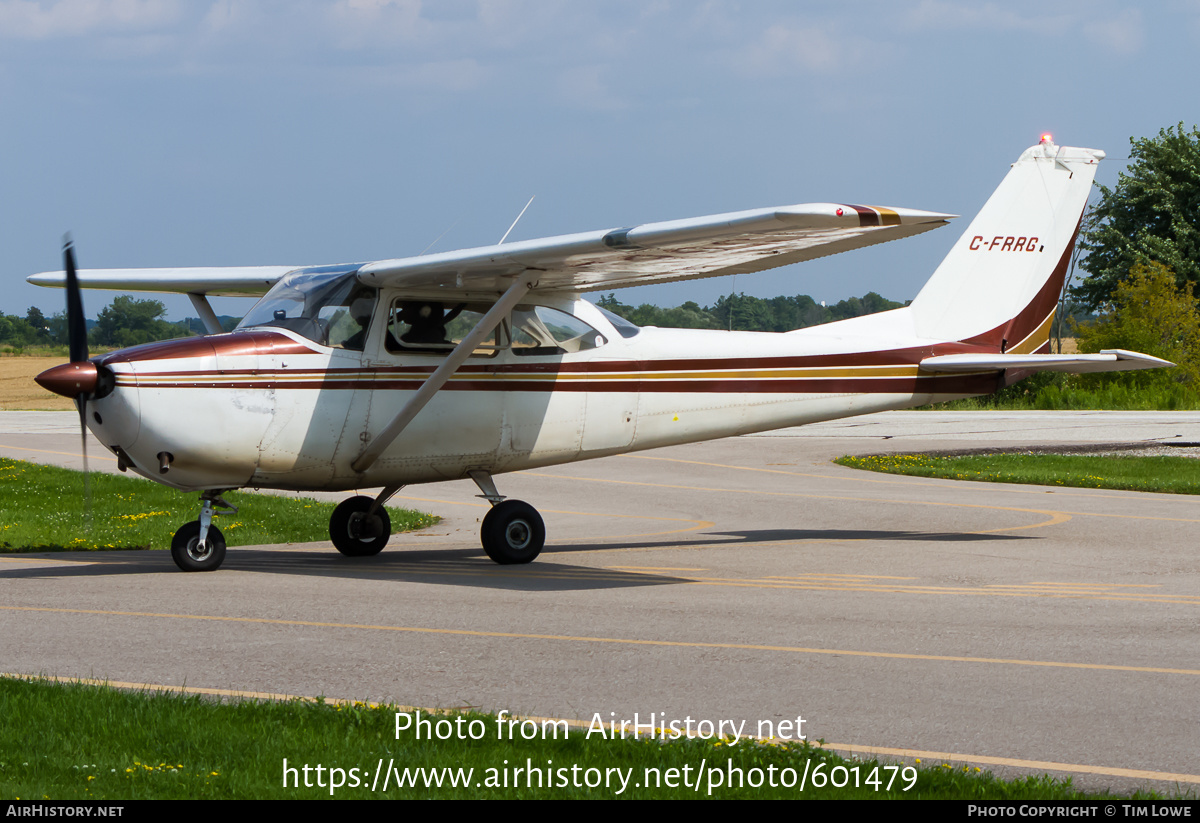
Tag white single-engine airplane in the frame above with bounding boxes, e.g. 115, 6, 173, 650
31, 138, 1168, 572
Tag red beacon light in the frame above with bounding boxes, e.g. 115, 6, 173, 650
1040, 133, 1053, 144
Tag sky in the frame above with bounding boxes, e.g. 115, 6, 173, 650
1, 0, 1197, 322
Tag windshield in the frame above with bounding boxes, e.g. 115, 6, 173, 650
237, 267, 377, 349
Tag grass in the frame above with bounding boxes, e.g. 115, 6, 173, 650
835, 452, 1200, 494
0, 458, 437, 552
0, 345, 75, 357
0, 676, 1177, 800
925, 371, 1200, 411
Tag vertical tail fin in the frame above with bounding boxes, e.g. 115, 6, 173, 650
909, 139, 1103, 351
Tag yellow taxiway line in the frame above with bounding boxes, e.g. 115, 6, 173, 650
4, 604, 1200, 677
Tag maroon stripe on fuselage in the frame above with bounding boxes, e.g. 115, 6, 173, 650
128, 373, 999, 395
126, 340, 1002, 381
97, 331, 318, 365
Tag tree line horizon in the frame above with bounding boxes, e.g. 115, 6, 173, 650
0, 289, 924, 349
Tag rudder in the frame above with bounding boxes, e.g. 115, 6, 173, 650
909, 139, 1104, 351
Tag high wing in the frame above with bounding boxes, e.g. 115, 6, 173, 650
27, 203, 952, 297
358, 203, 952, 293
26, 266, 302, 296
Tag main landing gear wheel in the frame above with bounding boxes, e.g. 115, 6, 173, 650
330, 495, 391, 557
480, 500, 544, 565
171, 521, 227, 572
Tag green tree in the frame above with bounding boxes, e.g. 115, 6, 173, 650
594, 290, 907, 332
1074, 124, 1200, 310
711, 293, 774, 331
1076, 262, 1200, 394
0, 314, 18, 345
596, 293, 634, 318
48, 311, 70, 345
25, 306, 47, 332
657, 301, 720, 330
0, 312, 39, 346
91, 296, 178, 348
22, 306, 51, 344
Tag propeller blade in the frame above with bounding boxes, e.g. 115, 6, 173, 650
64, 236, 88, 364
79, 397, 91, 526
62, 234, 92, 526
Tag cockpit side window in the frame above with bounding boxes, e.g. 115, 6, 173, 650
323, 285, 377, 351
236, 268, 377, 350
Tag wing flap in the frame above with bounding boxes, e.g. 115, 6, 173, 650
920, 350, 1173, 374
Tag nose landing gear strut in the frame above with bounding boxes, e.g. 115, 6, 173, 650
171, 491, 237, 572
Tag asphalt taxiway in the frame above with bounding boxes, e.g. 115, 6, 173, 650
3, 410, 1199, 794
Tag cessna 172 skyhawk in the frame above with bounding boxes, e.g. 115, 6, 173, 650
31, 137, 1167, 572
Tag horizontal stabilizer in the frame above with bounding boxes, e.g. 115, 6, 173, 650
920, 350, 1173, 374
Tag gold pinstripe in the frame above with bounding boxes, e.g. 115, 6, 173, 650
118, 364, 938, 387
1009, 310, 1056, 355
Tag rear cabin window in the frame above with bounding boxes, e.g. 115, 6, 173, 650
511, 306, 605, 356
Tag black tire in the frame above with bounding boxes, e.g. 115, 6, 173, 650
170, 520, 227, 572
480, 500, 544, 565
329, 495, 391, 557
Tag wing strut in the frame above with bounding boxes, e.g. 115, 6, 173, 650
350, 273, 536, 474
187, 293, 224, 335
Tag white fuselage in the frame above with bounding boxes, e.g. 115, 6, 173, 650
88, 296, 994, 493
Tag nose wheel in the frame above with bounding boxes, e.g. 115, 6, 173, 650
171, 521, 227, 572
171, 492, 235, 571
480, 499, 545, 564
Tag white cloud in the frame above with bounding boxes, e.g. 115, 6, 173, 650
904, 1, 1145, 56
737, 21, 883, 76
902, 0, 1072, 35
326, 0, 442, 48
556, 63, 627, 111
200, 0, 255, 36
389, 57, 484, 92
1084, 8, 1144, 56
0, 0, 183, 39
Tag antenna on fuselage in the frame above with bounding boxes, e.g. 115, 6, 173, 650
727, 274, 736, 331
419, 220, 460, 256
498, 196, 536, 245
